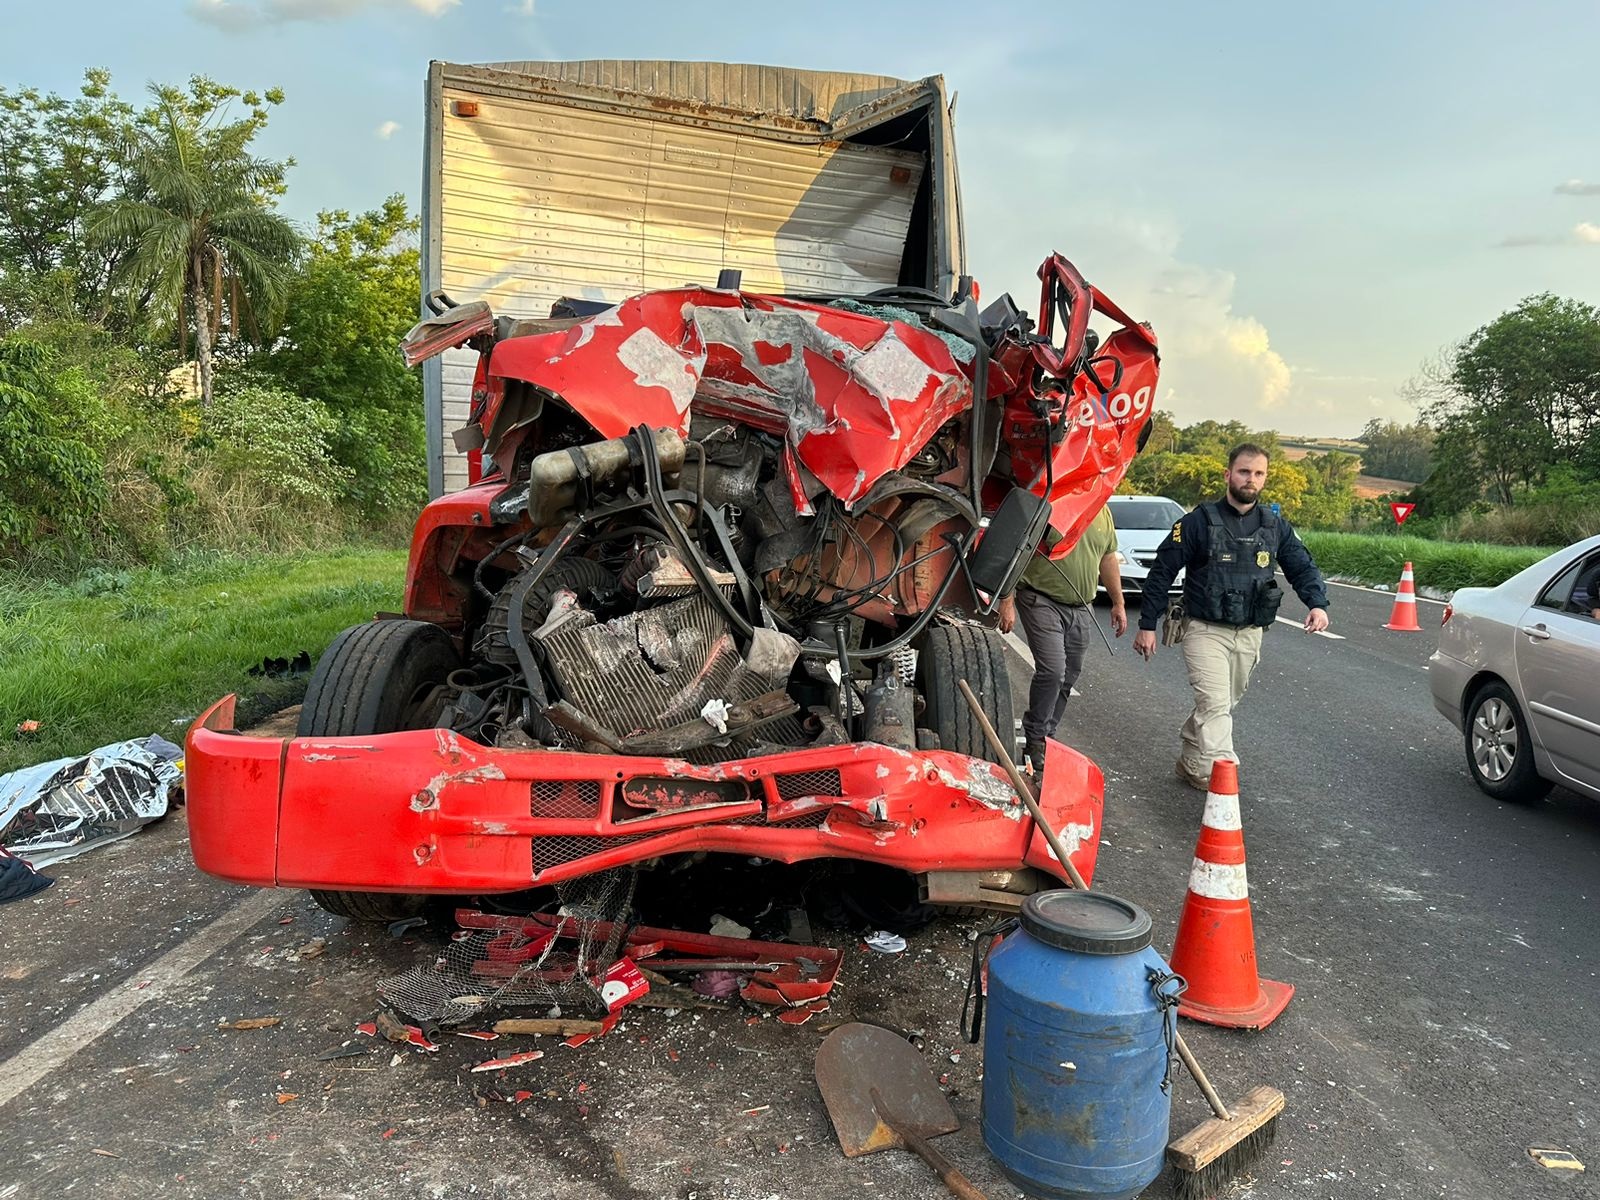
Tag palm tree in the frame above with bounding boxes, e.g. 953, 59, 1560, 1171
92, 86, 300, 409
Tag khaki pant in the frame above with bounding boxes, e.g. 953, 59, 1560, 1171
1177, 618, 1264, 778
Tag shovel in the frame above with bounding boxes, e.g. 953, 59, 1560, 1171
814, 1022, 990, 1200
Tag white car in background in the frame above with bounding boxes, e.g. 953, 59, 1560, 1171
1105, 494, 1187, 597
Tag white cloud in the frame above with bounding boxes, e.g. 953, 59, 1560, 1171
1011, 214, 1298, 430
1498, 224, 1600, 248
1555, 179, 1600, 196
376, 120, 401, 140
191, 0, 460, 30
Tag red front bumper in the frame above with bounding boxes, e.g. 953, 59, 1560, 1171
185, 696, 1102, 893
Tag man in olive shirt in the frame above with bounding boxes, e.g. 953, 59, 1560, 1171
997, 505, 1127, 773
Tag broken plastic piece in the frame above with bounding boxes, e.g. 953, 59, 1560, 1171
1529, 1148, 1584, 1171
471, 1050, 546, 1073
864, 931, 908, 954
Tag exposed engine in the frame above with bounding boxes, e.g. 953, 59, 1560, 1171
403, 258, 1162, 769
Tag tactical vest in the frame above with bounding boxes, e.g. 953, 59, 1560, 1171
1189, 502, 1286, 627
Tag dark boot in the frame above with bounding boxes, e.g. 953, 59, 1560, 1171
1023, 740, 1047, 781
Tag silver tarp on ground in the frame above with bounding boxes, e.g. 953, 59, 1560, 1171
0, 736, 181, 866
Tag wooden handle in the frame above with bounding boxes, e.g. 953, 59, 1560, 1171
883, 1114, 991, 1200
1174, 1032, 1231, 1120
957, 679, 1233, 1122
957, 679, 1087, 889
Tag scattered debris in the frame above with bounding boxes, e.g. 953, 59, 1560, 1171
290, 937, 326, 960
470, 1050, 545, 1073
316, 1043, 368, 1061
14, 720, 39, 737
691, 970, 745, 1000
247, 650, 312, 678
386, 916, 427, 938
491, 1018, 606, 1037
455, 1030, 501, 1041
708, 914, 752, 940
275, 1092, 298, 1105
864, 931, 907, 954
1529, 1148, 1584, 1171
218, 1017, 281, 1031
89, 1149, 121, 1159
0, 735, 181, 866
373, 1009, 411, 1043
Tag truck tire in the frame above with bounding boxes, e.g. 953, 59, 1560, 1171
917, 623, 1015, 766
298, 620, 461, 923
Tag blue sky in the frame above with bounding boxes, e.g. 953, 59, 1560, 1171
3, 0, 1597, 436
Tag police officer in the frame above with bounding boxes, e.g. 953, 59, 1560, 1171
1132, 444, 1329, 789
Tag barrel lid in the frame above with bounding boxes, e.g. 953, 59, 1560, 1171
1020, 890, 1152, 955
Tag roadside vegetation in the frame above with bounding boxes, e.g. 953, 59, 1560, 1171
0, 71, 424, 576
1298, 532, 1551, 594
0, 547, 406, 774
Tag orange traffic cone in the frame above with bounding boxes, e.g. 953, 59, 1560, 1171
1167, 760, 1294, 1030
1382, 561, 1422, 631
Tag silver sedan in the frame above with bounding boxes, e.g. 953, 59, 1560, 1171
1429, 534, 1600, 803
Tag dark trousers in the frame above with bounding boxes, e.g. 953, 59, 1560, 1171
1015, 588, 1093, 743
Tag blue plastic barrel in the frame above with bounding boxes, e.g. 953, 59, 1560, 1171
980, 890, 1180, 1200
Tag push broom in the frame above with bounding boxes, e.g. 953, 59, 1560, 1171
958, 681, 1283, 1200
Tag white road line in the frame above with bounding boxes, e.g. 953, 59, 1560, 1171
1328, 578, 1448, 605
1003, 629, 1036, 667
1275, 616, 1346, 639
0, 887, 286, 1110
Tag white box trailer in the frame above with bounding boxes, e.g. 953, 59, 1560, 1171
420, 59, 965, 496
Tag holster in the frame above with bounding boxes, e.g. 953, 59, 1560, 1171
1161, 598, 1186, 646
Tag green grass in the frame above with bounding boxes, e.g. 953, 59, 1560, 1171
0, 547, 407, 775
1300, 530, 1554, 594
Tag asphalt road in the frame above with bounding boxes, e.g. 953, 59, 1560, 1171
1057, 579, 1600, 1199
1, 580, 1597, 1199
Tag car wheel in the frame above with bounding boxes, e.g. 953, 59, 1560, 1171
1464, 680, 1552, 804
299, 620, 462, 922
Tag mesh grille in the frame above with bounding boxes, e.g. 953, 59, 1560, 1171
379, 870, 635, 1026
531, 780, 603, 818
532, 832, 659, 874
774, 769, 843, 801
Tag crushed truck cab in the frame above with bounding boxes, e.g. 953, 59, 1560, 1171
185, 60, 1158, 919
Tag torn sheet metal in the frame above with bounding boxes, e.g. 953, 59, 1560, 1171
487, 289, 973, 509
0, 736, 181, 866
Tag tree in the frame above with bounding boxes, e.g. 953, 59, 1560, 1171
1423, 295, 1600, 508
0, 70, 140, 327
1357, 419, 1434, 483
259, 197, 427, 516
91, 79, 300, 410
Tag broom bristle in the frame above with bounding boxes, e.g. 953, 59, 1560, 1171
1171, 1114, 1278, 1200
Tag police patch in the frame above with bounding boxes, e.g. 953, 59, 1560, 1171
1171, 522, 1182, 543
1256, 550, 1271, 568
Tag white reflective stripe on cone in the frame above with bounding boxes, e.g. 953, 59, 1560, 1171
1393, 593, 1416, 602
1201, 792, 1242, 831
1188, 858, 1250, 901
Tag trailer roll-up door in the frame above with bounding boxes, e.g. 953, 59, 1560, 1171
421, 59, 963, 496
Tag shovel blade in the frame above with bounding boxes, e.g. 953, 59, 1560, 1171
814, 1023, 959, 1158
